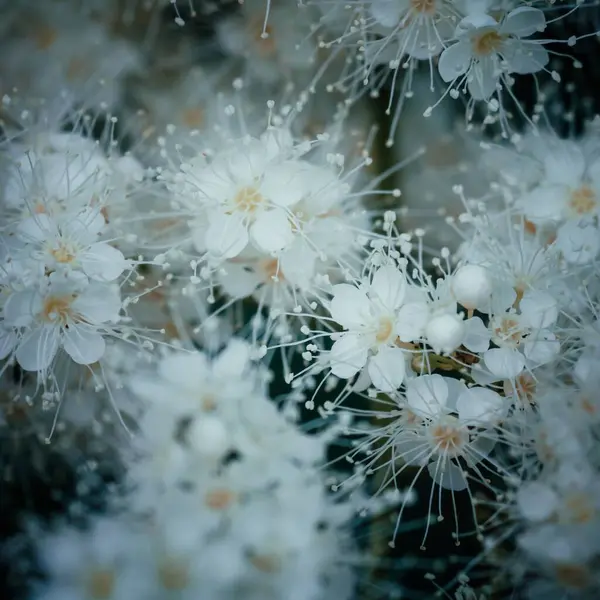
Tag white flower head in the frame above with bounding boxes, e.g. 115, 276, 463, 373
3, 273, 122, 373
16, 208, 130, 282
168, 126, 353, 261
328, 264, 418, 392
438, 7, 549, 101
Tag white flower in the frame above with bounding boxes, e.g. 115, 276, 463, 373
35, 516, 152, 600
366, 0, 456, 63
328, 265, 416, 391
16, 208, 129, 282
405, 374, 505, 425
215, 0, 317, 84
464, 287, 560, 380
3, 274, 121, 372
519, 141, 600, 226
171, 129, 351, 260
553, 219, 600, 265
396, 385, 499, 491
438, 7, 548, 100
517, 481, 560, 523
2, 132, 113, 217
129, 339, 258, 420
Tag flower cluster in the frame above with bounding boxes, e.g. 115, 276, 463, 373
0, 122, 140, 379
32, 340, 362, 600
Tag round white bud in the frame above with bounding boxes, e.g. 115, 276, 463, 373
451, 264, 492, 310
425, 314, 465, 355
188, 416, 229, 459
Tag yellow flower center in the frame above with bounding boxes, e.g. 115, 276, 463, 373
259, 258, 282, 282
41, 295, 77, 325
205, 488, 237, 510
182, 107, 205, 128
250, 19, 276, 57
87, 568, 115, 599
430, 420, 467, 457
50, 243, 76, 264
157, 559, 189, 591
375, 316, 394, 344
563, 492, 596, 524
504, 373, 536, 405
492, 317, 522, 347
248, 553, 281, 573
233, 185, 265, 214
554, 563, 592, 590
410, 0, 436, 14
31, 24, 58, 50
472, 30, 504, 56
569, 185, 597, 215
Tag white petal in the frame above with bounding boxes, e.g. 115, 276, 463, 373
438, 41, 472, 82
162, 350, 208, 382
16, 326, 60, 372
260, 161, 306, 207
517, 482, 559, 522
491, 282, 517, 313
519, 290, 558, 329
329, 284, 372, 330
225, 141, 268, 183
3, 291, 41, 327
218, 263, 260, 298
401, 19, 449, 60
205, 213, 248, 259
17, 214, 54, 243
213, 339, 250, 379
444, 378, 469, 413
462, 317, 491, 353
329, 334, 368, 379
396, 434, 429, 466
67, 208, 105, 241
523, 331, 560, 365
260, 128, 294, 160
62, 327, 106, 365
469, 434, 497, 462
81, 243, 129, 282
279, 243, 316, 290
457, 13, 498, 33
427, 459, 467, 491
483, 347, 525, 378
73, 284, 122, 323
0, 329, 17, 360
189, 162, 234, 203
467, 56, 499, 101
369, 265, 406, 310
519, 184, 569, 222
406, 374, 448, 418
395, 301, 429, 342
456, 387, 505, 425
367, 346, 406, 392
370, 0, 402, 28
250, 208, 294, 253
501, 7, 546, 38
352, 369, 372, 392
543, 143, 585, 187
554, 220, 600, 265
501, 41, 549, 75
